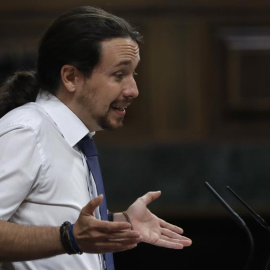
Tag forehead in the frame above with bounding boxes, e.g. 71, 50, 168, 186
99, 38, 140, 67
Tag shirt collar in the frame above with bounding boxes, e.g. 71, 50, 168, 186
36, 91, 95, 147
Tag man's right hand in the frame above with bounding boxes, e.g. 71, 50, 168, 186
73, 195, 142, 254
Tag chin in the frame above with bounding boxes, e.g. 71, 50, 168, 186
99, 118, 124, 130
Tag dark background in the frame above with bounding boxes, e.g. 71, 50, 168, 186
114, 216, 270, 270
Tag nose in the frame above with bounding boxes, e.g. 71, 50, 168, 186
122, 78, 139, 98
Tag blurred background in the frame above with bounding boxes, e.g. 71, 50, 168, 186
2, 0, 270, 269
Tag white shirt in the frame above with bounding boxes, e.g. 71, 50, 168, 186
0, 93, 103, 270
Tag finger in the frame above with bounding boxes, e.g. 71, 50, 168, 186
93, 231, 142, 245
140, 191, 162, 205
106, 231, 142, 242
86, 234, 142, 253
81, 195, 104, 216
108, 235, 142, 244
105, 230, 142, 240
159, 218, 184, 234
160, 228, 188, 240
96, 220, 135, 232
182, 239, 192, 247
153, 238, 184, 249
161, 230, 192, 245
95, 221, 142, 239
159, 233, 192, 247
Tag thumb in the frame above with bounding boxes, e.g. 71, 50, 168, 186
141, 191, 161, 205
81, 194, 104, 216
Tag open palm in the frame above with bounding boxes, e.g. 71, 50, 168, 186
126, 191, 192, 249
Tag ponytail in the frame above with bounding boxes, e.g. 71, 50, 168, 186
0, 71, 39, 118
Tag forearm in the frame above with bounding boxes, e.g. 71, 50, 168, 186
0, 220, 64, 261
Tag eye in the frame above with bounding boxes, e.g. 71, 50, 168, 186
114, 72, 124, 80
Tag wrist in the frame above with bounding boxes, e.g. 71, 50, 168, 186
60, 222, 83, 255
113, 212, 133, 229
122, 211, 133, 230
113, 212, 127, 222
113, 212, 133, 230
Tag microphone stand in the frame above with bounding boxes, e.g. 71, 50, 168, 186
227, 186, 270, 270
205, 182, 254, 270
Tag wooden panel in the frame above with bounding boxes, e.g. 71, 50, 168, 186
146, 18, 209, 142
208, 23, 270, 141
224, 28, 270, 113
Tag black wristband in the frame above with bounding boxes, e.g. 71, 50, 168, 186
108, 211, 114, 221
60, 222, 75, 254
60, 221, 83, 255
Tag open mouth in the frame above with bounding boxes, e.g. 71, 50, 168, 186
111, 105, 127, 111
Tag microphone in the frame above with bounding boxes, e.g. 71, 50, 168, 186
227, 186, 270, 231
205, 181, 254, 270
227, 186, 270, 270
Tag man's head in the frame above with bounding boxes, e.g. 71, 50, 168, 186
37, 6, 142, 132
61, 37, 140, 132
37, 6, 142, 93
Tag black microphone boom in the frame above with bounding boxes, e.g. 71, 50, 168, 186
227, 186, 270, 270
205, 181, 254, 270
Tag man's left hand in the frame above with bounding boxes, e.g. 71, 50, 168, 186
116, 191, 192, 249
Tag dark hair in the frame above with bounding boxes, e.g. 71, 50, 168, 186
0, 6, 142, 118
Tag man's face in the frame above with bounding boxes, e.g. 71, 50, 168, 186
74, 37, 140, 131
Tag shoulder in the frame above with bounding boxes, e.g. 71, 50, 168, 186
0, 102, 55, 136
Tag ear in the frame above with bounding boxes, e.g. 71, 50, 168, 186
60, 65, 81, 93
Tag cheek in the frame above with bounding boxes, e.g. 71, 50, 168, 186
89, 79, 122, 107
103, 88, 122, 104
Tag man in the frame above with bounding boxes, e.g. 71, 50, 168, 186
0, 6, 192, 270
